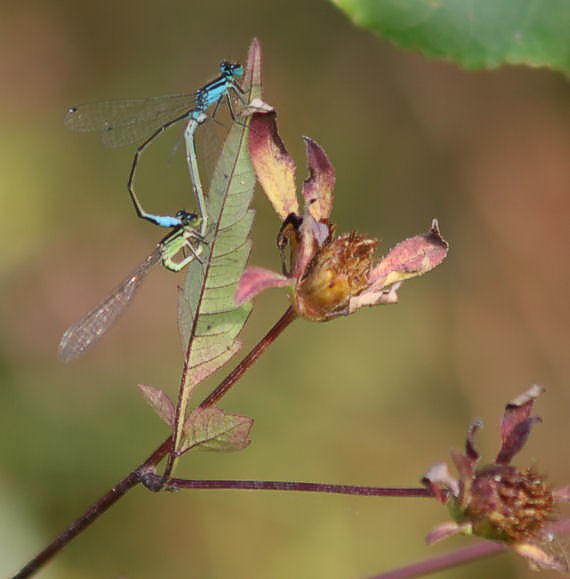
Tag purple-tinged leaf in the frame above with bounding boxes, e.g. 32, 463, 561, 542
496, 385, 544, 465
449, 448, 474, 489
465, 419, 482, 463
368, 219, 448, 291
249, 111, 298, 221
186, 340, 243, 389
235, 266, 291, 305
425, 521, 464, 545
495, 417, 542, 465
291, 214, 321, 281
137, 384, 175, 427
302, 137, 334, 223
422, 462, 459, 503
181, 407, 253, 453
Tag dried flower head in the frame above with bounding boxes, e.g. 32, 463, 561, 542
423, 385, 570, 573
235, 110, 448, 320
294, 231, 377, 320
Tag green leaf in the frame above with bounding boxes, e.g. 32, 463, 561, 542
173, 39, 262, 454
181, 407, 253, 452
332, 0, 570, 75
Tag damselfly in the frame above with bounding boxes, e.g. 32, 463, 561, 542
58, 213, 204, 362
64, 62, 245, 233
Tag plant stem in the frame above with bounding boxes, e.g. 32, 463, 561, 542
370, 540, 506, 579
146, 475, 432, 497
13, 437, 173, 579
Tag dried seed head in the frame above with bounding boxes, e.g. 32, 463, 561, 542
465, 464, 555, 544
294, 232, 377, 321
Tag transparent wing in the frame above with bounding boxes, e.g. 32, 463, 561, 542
64, 94, 197, 148
58, 249, 162, 362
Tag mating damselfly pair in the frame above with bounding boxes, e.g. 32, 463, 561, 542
58, 61, 247, 362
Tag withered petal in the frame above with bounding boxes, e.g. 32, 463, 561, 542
302, 137, 335, 222
249, 111, 299, 220
422, 462, 460, 503
425, 521, 464, 545
347, 282, 400, 312
292, 214, 322, 281
235, 266, 292, 305
495, 417, 542, 465
513, 541, 569, 573
449, 447, 476, 488
496, 385, 544, 465
465, 419, 482, 463
367, 219, 448, 292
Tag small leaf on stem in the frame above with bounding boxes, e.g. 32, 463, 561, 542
137, 384, 176, 427
181, 407, 253, 453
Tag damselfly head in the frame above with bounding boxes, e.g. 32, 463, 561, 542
175, 210, 200, 226
219, 61, 244, 78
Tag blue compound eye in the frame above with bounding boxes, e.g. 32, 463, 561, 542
220, 62, 243, 77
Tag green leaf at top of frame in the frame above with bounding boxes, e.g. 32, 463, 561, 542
332, 0, 570, 75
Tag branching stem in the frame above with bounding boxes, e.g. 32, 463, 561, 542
15, 307, 296, 577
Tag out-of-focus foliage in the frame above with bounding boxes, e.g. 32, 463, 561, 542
332, 0, 570, 75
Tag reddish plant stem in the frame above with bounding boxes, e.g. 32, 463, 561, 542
13, 437, 173, 579
16, 305, 296, 576
370, 540, 506, 579
148, 475, 432, 497
200, 305, 298, 407
370, 517, 570, 579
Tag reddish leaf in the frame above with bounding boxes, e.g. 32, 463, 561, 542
368, 219, 448, 290
422, 462, 459, 503
449, 448, 474, 488
235, 266, 291, 305
302, 137, 334, 222
465, 419, 482, 463
425, 521, 464, 545
182, 407, 253, 453
496, 385, 544, 465
248, 111, 298, 221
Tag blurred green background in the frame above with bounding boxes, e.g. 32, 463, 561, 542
1, 1, 569, 578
